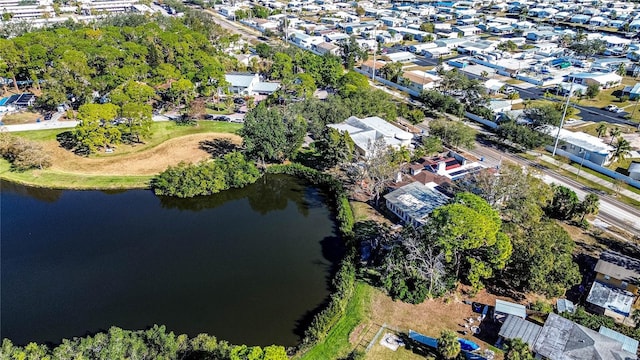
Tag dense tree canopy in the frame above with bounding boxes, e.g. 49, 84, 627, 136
0, 13, 235, 108
240, 102, 307, 164
1, 325, 288, 360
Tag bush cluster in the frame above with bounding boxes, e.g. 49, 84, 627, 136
0, 325, 288, 360
0, 134, 52, 171
151, 152, 260, 198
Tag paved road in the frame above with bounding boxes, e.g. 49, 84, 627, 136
1, 112, 78, 132
472, 140, 640, 237
413, 119, 640, 236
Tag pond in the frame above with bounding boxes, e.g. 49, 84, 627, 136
0, 174, 343, 347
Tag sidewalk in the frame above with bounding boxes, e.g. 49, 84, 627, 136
538, 154, 640, 203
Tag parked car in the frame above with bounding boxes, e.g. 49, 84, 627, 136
503, 86, 517, 95
44, 112, 53, 121
604, 104, 622, 112
233, 98, 245, 105
205, 114, 231, 121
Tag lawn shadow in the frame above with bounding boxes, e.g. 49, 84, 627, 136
56, 131, 89, 156
198, 138, 239, 158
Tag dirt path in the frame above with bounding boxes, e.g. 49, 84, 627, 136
45, 133, 242, 176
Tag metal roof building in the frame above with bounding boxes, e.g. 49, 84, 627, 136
494, 299, 527, 321
599, 326, 639, 355
384, 182, 450, 227
498, 314, 542, 348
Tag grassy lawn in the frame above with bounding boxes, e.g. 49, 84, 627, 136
2, 121, 242, 189
572, 122, 635, 137
12, 121, 242, 159
298, 283, 372, 360
2, 111, 43, 125
0, 160, 152, 189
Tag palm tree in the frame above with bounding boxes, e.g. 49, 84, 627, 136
617, 63, 627, 77
578, 193, 600, 221
480, 70, 489, 79
609, 127, 622, 144
613, 137, 631, 161
437, 330, 461, 360
596, 123, 608, 138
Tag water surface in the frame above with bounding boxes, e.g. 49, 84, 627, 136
0, 175, 342, 346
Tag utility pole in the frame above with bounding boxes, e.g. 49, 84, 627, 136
552, 81, 574, 157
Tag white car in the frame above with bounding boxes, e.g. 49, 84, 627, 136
605, 104, 619, 112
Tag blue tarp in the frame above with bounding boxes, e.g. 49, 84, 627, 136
408, 330, 438, 348
459, 338, 480, 351
463, 350, 488, 360
0, 97, 8, 106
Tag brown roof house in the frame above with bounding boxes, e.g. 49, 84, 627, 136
586, 250, 640, 326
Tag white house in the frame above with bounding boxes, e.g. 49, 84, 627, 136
384, 181, 450, 227
225, 73, 280, 95
327, 116, 413, 157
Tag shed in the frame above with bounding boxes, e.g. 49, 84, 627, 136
629, 162, 640, 181
494, 299, 527, 322
556, 299, 575, 314
498, 314, 542, 348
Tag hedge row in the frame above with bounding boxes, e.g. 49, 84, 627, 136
266, 164, 357, 352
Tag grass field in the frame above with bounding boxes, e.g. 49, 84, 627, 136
1, 121, 243, 189
298, 283, 372, 360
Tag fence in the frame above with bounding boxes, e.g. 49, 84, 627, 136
544, 146, 640, 189
353, 68, 422, 97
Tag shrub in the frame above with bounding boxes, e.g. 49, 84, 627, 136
0, 134, 52, 171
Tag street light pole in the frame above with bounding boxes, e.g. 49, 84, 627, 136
576, 149, 587, 179
552, 82, 574, 157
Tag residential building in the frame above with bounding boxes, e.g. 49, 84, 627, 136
567, 72, 623, 89
586, 250, 640, 324
314, 41, 340, 56
539, 125, 615, 166
327, 116, 413, 157
399, 70, 441, 92
224, 73, 280, 95
534, 313, 637, 360
384, 181, 450, 227
499, 313, 638, 360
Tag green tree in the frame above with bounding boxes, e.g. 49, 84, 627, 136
505, 220, 581, 296
338, 71, 369, 96
547, 185, 580, 220
428, 118, 476, 149
596, 123, 608, 138
617, 63, 627, 76
586, 83, 600, 99
168, 78, 196, 106
576, 193, 599, 222
609, 127, 622, 144
612, 137, 631, 161
294, 73, 316, 99
314, 127, 355, 169
73, 103, 121, 153
504, 338, 534, 360
340, 36, 367, 69
437, 330, 461, 360
241, 102, 306, 164
120, 102, 152, 143
421, 135, 442, 155
270, 52, 293, 81
419, 22, 435, 33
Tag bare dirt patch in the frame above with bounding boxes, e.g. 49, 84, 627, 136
45, 133, 242, 176
2, 111, 43, 125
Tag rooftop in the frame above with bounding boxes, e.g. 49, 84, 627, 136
586, 281, 635, 317
534, 313, 637, 360
540, 125, 614, 155
495, 299, 527, 319
384, 181, 450, 225
595, 250, 640, 283
498, 314, 542, 348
